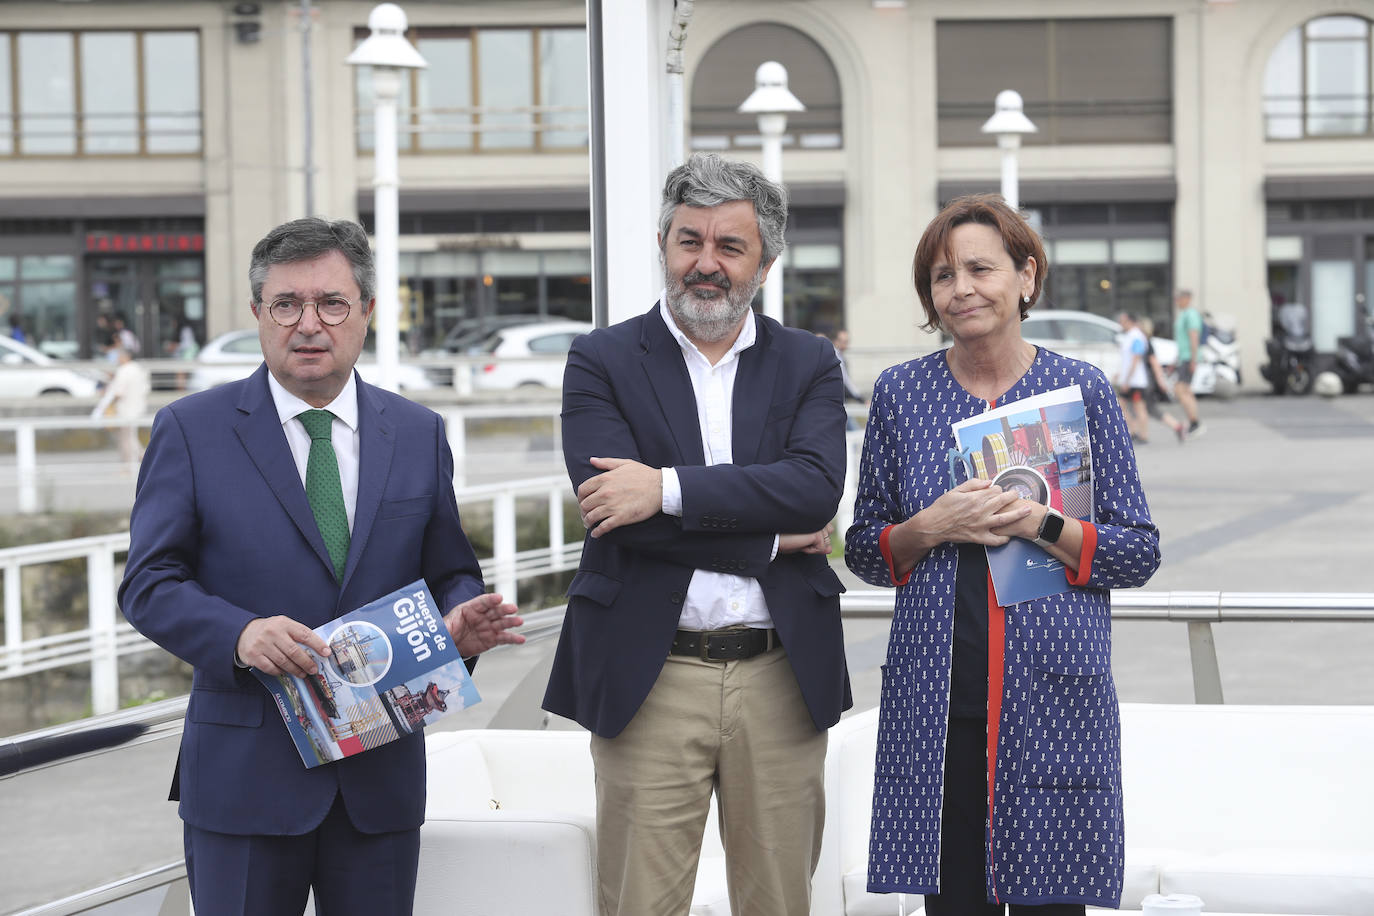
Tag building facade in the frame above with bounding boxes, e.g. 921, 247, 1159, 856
3, 0, 1373, 380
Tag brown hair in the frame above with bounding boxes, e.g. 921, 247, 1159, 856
911, 193, 1048, 332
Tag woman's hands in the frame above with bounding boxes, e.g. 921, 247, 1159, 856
886, 479, 1034, 580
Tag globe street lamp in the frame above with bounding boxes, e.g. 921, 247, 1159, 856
347, 3, 426, 392
980, 89, 1038, 209
738, 61, 804, 325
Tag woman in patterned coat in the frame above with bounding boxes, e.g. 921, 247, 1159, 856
845, 194, 1159, 914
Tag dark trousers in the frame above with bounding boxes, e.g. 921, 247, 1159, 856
184, 792, 421, 916
921, 718, 1086, 916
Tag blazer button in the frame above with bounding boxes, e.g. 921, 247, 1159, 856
670, 591, 684, 604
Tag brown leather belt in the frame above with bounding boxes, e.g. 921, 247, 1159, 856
669, 627, 778, 662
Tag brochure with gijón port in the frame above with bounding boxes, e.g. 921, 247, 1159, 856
253, 580, 481, 768
948, 385, 1094, 606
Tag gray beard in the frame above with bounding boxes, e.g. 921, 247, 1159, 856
663, 267, 765, 344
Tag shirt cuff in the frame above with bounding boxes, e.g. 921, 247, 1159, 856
879, 525, 912, 587
661, 467, 682, 516
770, 535, 780, 561
1064, 519, 1097, 587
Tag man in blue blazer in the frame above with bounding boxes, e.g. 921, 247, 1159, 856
543, 154, 851, 916
119, 218, 523, 916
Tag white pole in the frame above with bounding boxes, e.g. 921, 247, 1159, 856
87, 546, 118, 715
372, 66, 402, 392
758, 111, 787, 325
998, 132, 1022, 210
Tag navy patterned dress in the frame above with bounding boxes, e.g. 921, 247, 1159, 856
844, 347, 1160, 908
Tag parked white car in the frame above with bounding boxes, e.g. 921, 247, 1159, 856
471, 321, 593, 390
0, 335, 108, 398
1020, 310, 1179, 384
186, 329, 439, 393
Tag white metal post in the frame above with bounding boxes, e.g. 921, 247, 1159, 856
17, 424, 37, 514
372, 66, 402, 393
4, 564, 22, 674
548, 484, 566, 569
493, 492, 518, 604
758, 112, 786, 324
445, 407, 467, 489
998, 133, 1022, 210
87, 546, 119, 715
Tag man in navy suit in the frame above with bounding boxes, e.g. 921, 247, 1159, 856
543, 153, 851, 915
119, 218, 523, 916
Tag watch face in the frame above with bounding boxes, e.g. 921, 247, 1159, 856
993, 465, 1050, 505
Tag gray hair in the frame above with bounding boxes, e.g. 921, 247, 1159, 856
249, 218, 376, 304
658, 153, 789, 263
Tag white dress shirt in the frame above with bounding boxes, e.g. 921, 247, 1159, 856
656, 299, 775, 632
267, 371, 361, 532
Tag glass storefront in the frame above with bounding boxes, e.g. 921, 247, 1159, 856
1266, 198, 1374, 352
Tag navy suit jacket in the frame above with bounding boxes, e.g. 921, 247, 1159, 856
543, 305, 852, 738
119, 365, 485, 836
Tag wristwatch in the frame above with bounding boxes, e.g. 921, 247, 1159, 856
1032, 507, 1066, 549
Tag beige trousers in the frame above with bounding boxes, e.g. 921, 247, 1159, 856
589, 647, 827, 916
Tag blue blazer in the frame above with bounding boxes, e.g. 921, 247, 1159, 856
542, 305, 852, 738
119, 365, 485, 836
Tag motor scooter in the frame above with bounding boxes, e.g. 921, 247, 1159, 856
1332, 313, 1374, 394
1194, 314, 1241, 396
1260, 302, 1317, 396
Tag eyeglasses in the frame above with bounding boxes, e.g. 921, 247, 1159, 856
261, 296, 356, 327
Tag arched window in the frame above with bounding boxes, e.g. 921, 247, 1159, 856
1264, 15, 1373, 139
690, 23, 842, 151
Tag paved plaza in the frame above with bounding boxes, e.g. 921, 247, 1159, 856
2, 388, 1372, 912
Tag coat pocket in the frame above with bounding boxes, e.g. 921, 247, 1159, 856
874, 662, 928, 780
1018, 662, 1117, 789
189, 686, 264, 728
803, 562, 846, 597
377, 494, 431, 520
566, 569, 622, 607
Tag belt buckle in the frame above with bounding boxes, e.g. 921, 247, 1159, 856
699, 633, 717, 662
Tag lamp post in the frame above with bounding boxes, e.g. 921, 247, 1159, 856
346, 3, 426, 392
979, 89, 1037, 209
738, 61, 804, 325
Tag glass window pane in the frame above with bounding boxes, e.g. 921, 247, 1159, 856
416, 36, 472, 151
19, 32, 76, 154
478, 30, 534, 149
80, 33, 139, 154
1266, 236, 1303, 260
22, 280, 78, 346
539, 29, 587, 148
1263, 28, 1303, 139
1306, 15, 1369, 39
1112, 239, 1170, 264
541, 249, 592, 274
20, 255, 75, 280
144, 32, 201, 153
1312, 259, 1356, 350
1051, 239, 1110, 265
483, 250, 541, 275
1306, 37, 1367, 135
0, 256, 15, 281
788, 243, 842, 270
0, 38, 11, 155
418, 250, 480, 275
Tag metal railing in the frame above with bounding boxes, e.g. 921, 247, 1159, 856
0, 474, 579, 716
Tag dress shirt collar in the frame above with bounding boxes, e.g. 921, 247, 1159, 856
657, 293, 756, 368
267, 369, 359, 432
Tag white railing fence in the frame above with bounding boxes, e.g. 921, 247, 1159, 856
0, 474, 580, 716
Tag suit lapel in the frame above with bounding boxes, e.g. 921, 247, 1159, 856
731, 314, 778, 466
345, 379, 395, 589
640, 305, 706, 466
233, 366, 335, 578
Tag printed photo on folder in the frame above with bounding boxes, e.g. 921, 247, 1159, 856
253, 580, 482, 768
949, 385, 1094, 606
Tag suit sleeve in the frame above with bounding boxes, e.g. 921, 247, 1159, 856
676, 340, 847, 534
118, 406, 260, 682
561, 332, 778, 576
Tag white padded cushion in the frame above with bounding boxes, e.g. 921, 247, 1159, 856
1160, 849, 1374, 915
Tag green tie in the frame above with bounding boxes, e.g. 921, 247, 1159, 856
299, 409, 350, 582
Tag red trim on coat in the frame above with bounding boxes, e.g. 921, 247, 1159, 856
985, 570, 1005, 904
1065, 519, 1097, 586
879, 524, 912, 586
